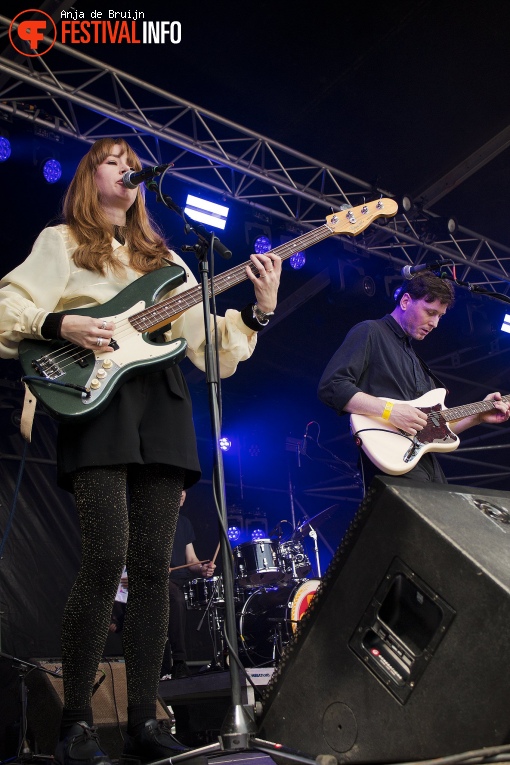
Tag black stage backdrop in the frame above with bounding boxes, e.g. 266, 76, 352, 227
0, 381, 81, 659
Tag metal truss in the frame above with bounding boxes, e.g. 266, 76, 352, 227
1, 13, 510, 296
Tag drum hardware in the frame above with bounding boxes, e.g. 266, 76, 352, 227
277, 540, 312, 583
187, 576, 227, 672
290, 503, 342, 578
237, 579, 321, 668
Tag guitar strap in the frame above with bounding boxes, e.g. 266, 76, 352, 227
413, 350, 448, 393
20, 383, 36, 442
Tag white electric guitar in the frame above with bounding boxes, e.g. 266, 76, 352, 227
350, 388, 510, 475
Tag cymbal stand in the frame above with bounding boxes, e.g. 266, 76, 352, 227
308, 525, 321, 578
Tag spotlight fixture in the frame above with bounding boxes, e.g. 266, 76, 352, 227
501, 314, 510, 335
42, 158, 62, 184
402, 194, 413, 213
426, 215, 459, 239
219, 436, 232, 452
184, 194, 229, 230
246, 516, 268, 538
290, 251, 306, 270
446, 216, 458, 235
0, 136, 11, 162
253, 235, 272, 254
228, 525, 241, 542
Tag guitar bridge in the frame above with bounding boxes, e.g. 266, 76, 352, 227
32, 355, 64, 379
403, 438, 423, 463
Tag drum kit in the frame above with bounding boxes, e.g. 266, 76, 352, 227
182, 507, 336, 668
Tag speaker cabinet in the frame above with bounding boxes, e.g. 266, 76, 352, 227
25, 660, 171, 758
259, 477, 510, 762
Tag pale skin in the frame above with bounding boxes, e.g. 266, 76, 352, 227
59, 148, 281, 350
343, 291, 510, 436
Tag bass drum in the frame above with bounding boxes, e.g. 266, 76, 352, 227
238, 579, 320, 667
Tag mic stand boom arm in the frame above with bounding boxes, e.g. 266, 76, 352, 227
145, 179, 232, 260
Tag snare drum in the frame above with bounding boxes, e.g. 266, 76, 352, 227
233, 539, 281, 586
184, 575, 225, 608
238, 578, 320, 666
278, 540, 312, 582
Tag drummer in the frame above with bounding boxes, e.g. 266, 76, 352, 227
161, 490, 216, 679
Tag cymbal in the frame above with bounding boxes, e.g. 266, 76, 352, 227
291, 504, 341, 540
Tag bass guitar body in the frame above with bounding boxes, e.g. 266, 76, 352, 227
350, 389, 460, 475
18, 266, 188, 423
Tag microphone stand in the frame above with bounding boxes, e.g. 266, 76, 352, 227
146, 182, 321, 765
439, 272, 510, 305
1, 653, 63, 762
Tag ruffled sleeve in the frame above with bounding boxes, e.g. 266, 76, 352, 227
164, 251, 258, 378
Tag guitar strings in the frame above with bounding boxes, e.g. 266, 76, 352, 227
30, 220, 345, 378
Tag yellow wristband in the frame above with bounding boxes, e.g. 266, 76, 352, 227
382, 401, 393, 421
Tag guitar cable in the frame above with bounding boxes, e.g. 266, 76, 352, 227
21, 374, 90, 396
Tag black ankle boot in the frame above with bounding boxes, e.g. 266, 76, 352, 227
123, 719, 188, 762
54, 722, 112, 765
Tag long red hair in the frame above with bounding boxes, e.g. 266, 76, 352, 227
63, 138, 171, 275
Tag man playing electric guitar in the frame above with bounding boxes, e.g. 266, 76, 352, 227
318, 271, 510, 489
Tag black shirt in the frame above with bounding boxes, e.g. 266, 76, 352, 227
318, 314, 434, 412
169, 514, 196, 583
318, 314, 447, 483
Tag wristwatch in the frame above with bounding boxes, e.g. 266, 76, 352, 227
252, 303, 275, 325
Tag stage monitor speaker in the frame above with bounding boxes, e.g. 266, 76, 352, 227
25, 659, 171, 758
259, 476, 510, 762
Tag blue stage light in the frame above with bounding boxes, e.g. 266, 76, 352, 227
501, 314, 510, 334
228, 526, 241, 542
250, 527, 266, 541
290, 251, 306, 269
254, 235, 272, 254
219, 436, 232, 451
0, 137, 11, 162
42, 158, 62, 184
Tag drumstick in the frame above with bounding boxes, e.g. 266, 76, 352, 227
211, 542, 220, 565
168, 559, 210, 573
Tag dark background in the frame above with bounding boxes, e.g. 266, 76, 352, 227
1, 0, 510, 662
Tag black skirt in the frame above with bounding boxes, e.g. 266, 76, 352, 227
56, 365, 201, 493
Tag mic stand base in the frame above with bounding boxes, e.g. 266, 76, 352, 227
150, 709, 332, 765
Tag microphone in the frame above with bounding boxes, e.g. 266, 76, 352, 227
401, 259, 454, 279
122, 162, 173, 189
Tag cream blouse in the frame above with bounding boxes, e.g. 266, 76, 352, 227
0, 224, 257, 377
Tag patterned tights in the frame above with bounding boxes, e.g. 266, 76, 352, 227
60, 463, 184, 733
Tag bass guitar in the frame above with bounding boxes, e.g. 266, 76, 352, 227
19, 198, 397, 422
350, 388, 510, 475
